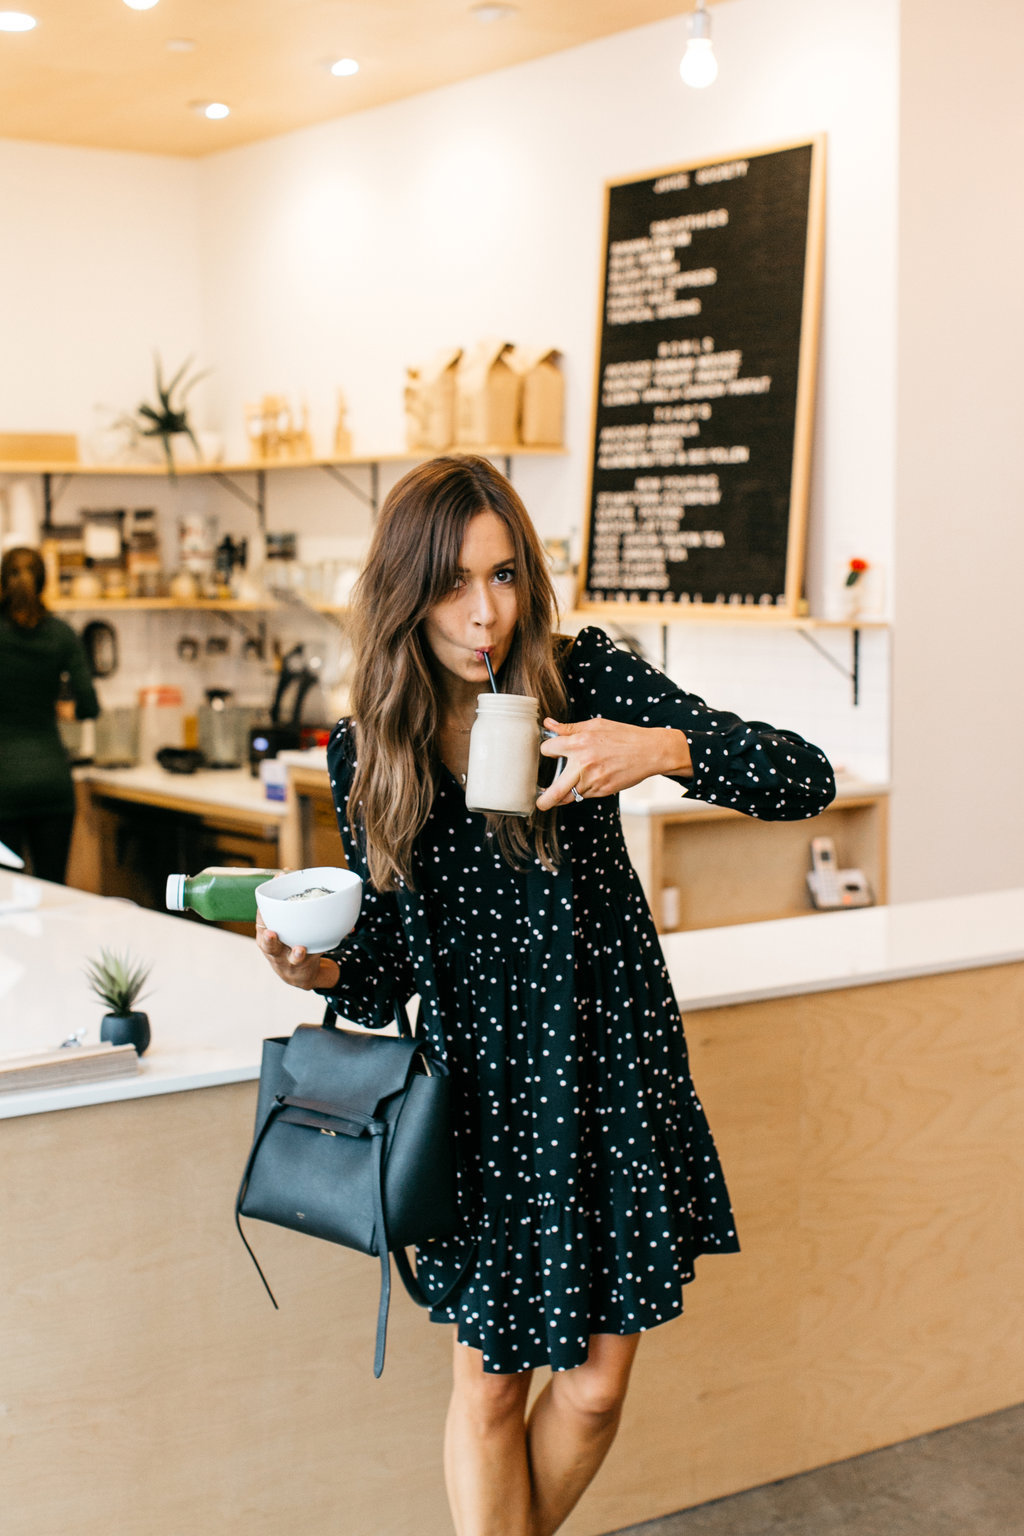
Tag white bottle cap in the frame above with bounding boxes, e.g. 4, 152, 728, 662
165, 873, 186, 911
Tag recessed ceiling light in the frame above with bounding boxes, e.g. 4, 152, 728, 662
190, 100, 230, 120
166, 38, 196, 53
123, 0, 160, 11
0, 11, 38, 31
330, 57, 360, 77
470, 3, 518, 22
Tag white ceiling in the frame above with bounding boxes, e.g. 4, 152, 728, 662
0, 1, 722, 159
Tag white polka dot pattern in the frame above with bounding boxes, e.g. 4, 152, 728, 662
320, 626, 835, 1373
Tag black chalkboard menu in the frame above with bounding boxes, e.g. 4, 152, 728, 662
579, 138, 825, 617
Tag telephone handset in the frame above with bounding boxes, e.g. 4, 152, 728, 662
806, 836, 873, 910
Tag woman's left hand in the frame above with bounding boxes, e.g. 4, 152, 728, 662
255, 910, 324, 990
536, 717, 692, 809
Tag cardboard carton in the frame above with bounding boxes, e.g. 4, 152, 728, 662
508, 347, 564, 446
244, 396, 313, 461
0, 432, 78, 464
454, 341, 519, 448
405, 348, 462, 450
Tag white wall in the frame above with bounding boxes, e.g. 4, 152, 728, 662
0, 140, 205, 442
891, 0, 1024, 898
1, 0, 901, 809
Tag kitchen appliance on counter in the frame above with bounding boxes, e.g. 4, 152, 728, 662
248, 644, 322, 776
198, 688, 253, 770
59, 716, 94, 765
81, 619, 119, 678
137, 685, 185, 764
93, 706, 140, 768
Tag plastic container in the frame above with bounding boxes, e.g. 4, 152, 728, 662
258, 758, 288, 801
138, 685, 185, 764
165, 866, 281, 923
464, 693, 540, 818
94, 706, 140, 767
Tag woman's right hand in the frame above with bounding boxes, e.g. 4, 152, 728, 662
256, 910, 328, 990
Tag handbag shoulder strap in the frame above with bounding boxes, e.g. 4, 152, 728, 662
234, 1097, 286, 1310
236, 1092, 396, 1377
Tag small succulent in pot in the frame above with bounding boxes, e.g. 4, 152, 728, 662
85, 948, 153, 1055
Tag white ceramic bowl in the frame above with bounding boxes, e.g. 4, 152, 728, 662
255, 866, 363, 954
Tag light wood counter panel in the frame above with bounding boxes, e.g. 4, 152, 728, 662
587, 962, 1024, 1531
67, 769, 286, 915
621, 787, 888, 930
4, 958, 1022, 1535
279, 762, 345, 870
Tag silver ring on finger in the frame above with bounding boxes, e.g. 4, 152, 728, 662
571, 785, 584, 802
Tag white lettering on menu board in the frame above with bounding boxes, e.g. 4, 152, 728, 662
585, 144, 820, 610
588, 175, 778, 604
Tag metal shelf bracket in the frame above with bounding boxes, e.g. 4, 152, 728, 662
796, 625, 862, 705
319, 462, 380, 516
208, 468, 267, 531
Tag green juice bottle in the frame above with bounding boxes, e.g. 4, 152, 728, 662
165, 867, 281, 923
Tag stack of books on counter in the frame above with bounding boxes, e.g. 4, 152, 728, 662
0, 1043, 141, 1094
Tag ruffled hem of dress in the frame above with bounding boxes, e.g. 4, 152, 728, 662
415, 1152, 739, 1375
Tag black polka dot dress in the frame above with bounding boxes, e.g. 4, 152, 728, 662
323, 626, 835, 1375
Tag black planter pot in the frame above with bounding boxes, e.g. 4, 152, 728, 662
100, 1011, 151, 1055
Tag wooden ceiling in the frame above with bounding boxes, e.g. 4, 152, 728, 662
0, 1, 716, 159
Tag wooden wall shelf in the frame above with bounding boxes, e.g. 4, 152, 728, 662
0, 444, 565, 478
568, 610, 886, 632
0, 444, 566, 532
51, 597, 278, 614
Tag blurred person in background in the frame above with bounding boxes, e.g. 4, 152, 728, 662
0, 545, 99, 883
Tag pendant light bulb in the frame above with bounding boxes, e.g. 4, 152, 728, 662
680, 0, 718, 89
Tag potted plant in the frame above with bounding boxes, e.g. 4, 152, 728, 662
85, 948, 153, 1055
128, 354, 210, 475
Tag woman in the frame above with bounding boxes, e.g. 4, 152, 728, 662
257, 455, 835, 1536
0, 545, 100, 883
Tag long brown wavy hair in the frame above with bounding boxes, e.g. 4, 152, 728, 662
348, 455, 567, 890
0, 546, 48, 630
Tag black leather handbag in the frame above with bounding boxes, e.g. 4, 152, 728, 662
236, 999, 458, 1376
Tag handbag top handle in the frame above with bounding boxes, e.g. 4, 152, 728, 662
322, 996, 413, 1038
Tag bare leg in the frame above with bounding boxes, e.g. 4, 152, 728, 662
443, 1333, 640, 1536
525, 1333, 640, 1536
444, 1339, 534, 1536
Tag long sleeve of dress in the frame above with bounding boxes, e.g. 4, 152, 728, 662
315, 720, 417, 1027
566, 625, 835, 821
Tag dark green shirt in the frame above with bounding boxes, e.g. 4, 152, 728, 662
0, 613, 100, 817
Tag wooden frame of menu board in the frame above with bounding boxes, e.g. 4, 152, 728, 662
578, 137, 825, 620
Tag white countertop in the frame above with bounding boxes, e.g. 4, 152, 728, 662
77, 753, 887, 823
276, 751, 887, 814
0, 875, 311, 1119
278, 746, 329, 772
618, 772, 889, 814
660, 886, 1024, 1010
3, 875, 1021, 1120
76, 763, 288, 819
